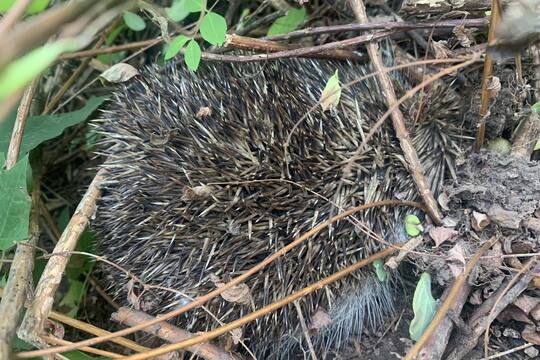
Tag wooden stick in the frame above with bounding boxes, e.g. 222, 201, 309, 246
112, 308, 240, 360
348, 0, 443, 223
18, 169, 106, 344
0, 80, 40, 359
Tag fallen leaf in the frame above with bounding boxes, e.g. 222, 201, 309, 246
447, 243, 466, 278
514, 295, 540, 314
498, 304, 534, 325
522, 324, 540, 345
429, 226, 458, 247
309, 308, 332, 333
471, 211, 490, 231
210, 274, 251, 305
100, 63, 139, 83
320, 70, 341, 111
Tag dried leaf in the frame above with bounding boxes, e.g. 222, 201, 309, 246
471, 211, 490, 231
210, 274, 251, 305
514, 295, 540, 314
498, 305, 534, 325
429, 226, 458, 247
126, 279, 141, 310
522, 325, 540, 345
309, 308, 332, 333
453, 24, 474, 48
196, 107, 212, 118
100, 63, 139, 83
447, 243, 466, 278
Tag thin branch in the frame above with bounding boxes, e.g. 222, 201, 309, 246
17, 199, 423, 358
111, 308, 240, 360
475, 0, 501, 151
18, 169, 106, 345
5, 79, 38, 168
0, 80, 40, 359
348, 0, 443, 223
42, 336, 122, 359
265, 17, 488, 41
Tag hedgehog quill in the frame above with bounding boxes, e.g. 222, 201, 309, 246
93, 58, 467, 358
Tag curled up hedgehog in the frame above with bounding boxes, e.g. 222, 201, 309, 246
92, 56, 467, 358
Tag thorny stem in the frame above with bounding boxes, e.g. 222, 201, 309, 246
348, 0, 442, 223
17, 199, 424, 358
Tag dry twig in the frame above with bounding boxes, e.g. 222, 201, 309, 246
112, 307, 240, 360
348, 0, 446, 223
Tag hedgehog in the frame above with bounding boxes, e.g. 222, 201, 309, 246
92, 57, 467, 358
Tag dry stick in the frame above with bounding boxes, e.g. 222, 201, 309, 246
474, 0, 501, 151
0, 287, 148, 353
18, 169, 106, 344
446, 258, 540, 360
59, 38, 161, 60
0, 0, 32, 34
120, 247, 398, 360
403, 236, 500, 360
348, 0, 443, 224
5, 79, 38, 168
0, 80, 40, 360
111, 308, 240, 360
43, 336, 123, 359
482, 257, 539, 358
399, 0, 511, 16
225, 34, 365, 61
16, 199, 423, 358
265, 18, 489, 41
484, 343, 534, 359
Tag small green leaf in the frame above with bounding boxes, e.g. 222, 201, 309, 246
200, 12, 227, 46
185, 0, 203, 12
409, 272, 437, 341
0, 155, 31, 250
184, 39, 201, 71
164, 35, 190, 60
405, 214, 423, 237
267, 7, 306, 36
485, 10, 492, 16
534, 137, 540, 151
58, 279, 86, 317
166, 0, 190, 22
0, 0, 49, 14
532, 102, 540, 113
0, 39, 76, 101
0, 96, 107, 157
123, 11, 146, 31
373, 259, 388, 282
320, 70, 341, 111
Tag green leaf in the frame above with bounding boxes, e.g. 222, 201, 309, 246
166, 0, 190, 22
409, 272, 437, 341
405, 214, 423, 237
184, 40, 201, 71
200, 12, 227, 46
373, 259, 388, 282
0, 39, 77, 101
59, 279, 86, 317
0, 0, 49, 14
320, 70, 341, 111
123, 11, 146, 31
0, 96, 107, 157
0, 155, 31, 250
532, 102, 540, 113
185, 0, 203, 12
535, 137, 540, 151
267, 7, 306, 36
164, 35, 190, 60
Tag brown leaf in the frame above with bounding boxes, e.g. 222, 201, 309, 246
196, 107, 212, 118
514, 295, 540, 314
471, 211, 490, 231
522, 324, 540, 345
100, 63, 139, 83
429, 226, 458, 247
126, 279, 141, 310
446, 242, 466, 278
210, 274, 251, 305
498, 304, 534, 325
309, 308, 332, 333
452, 24, 474, 48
